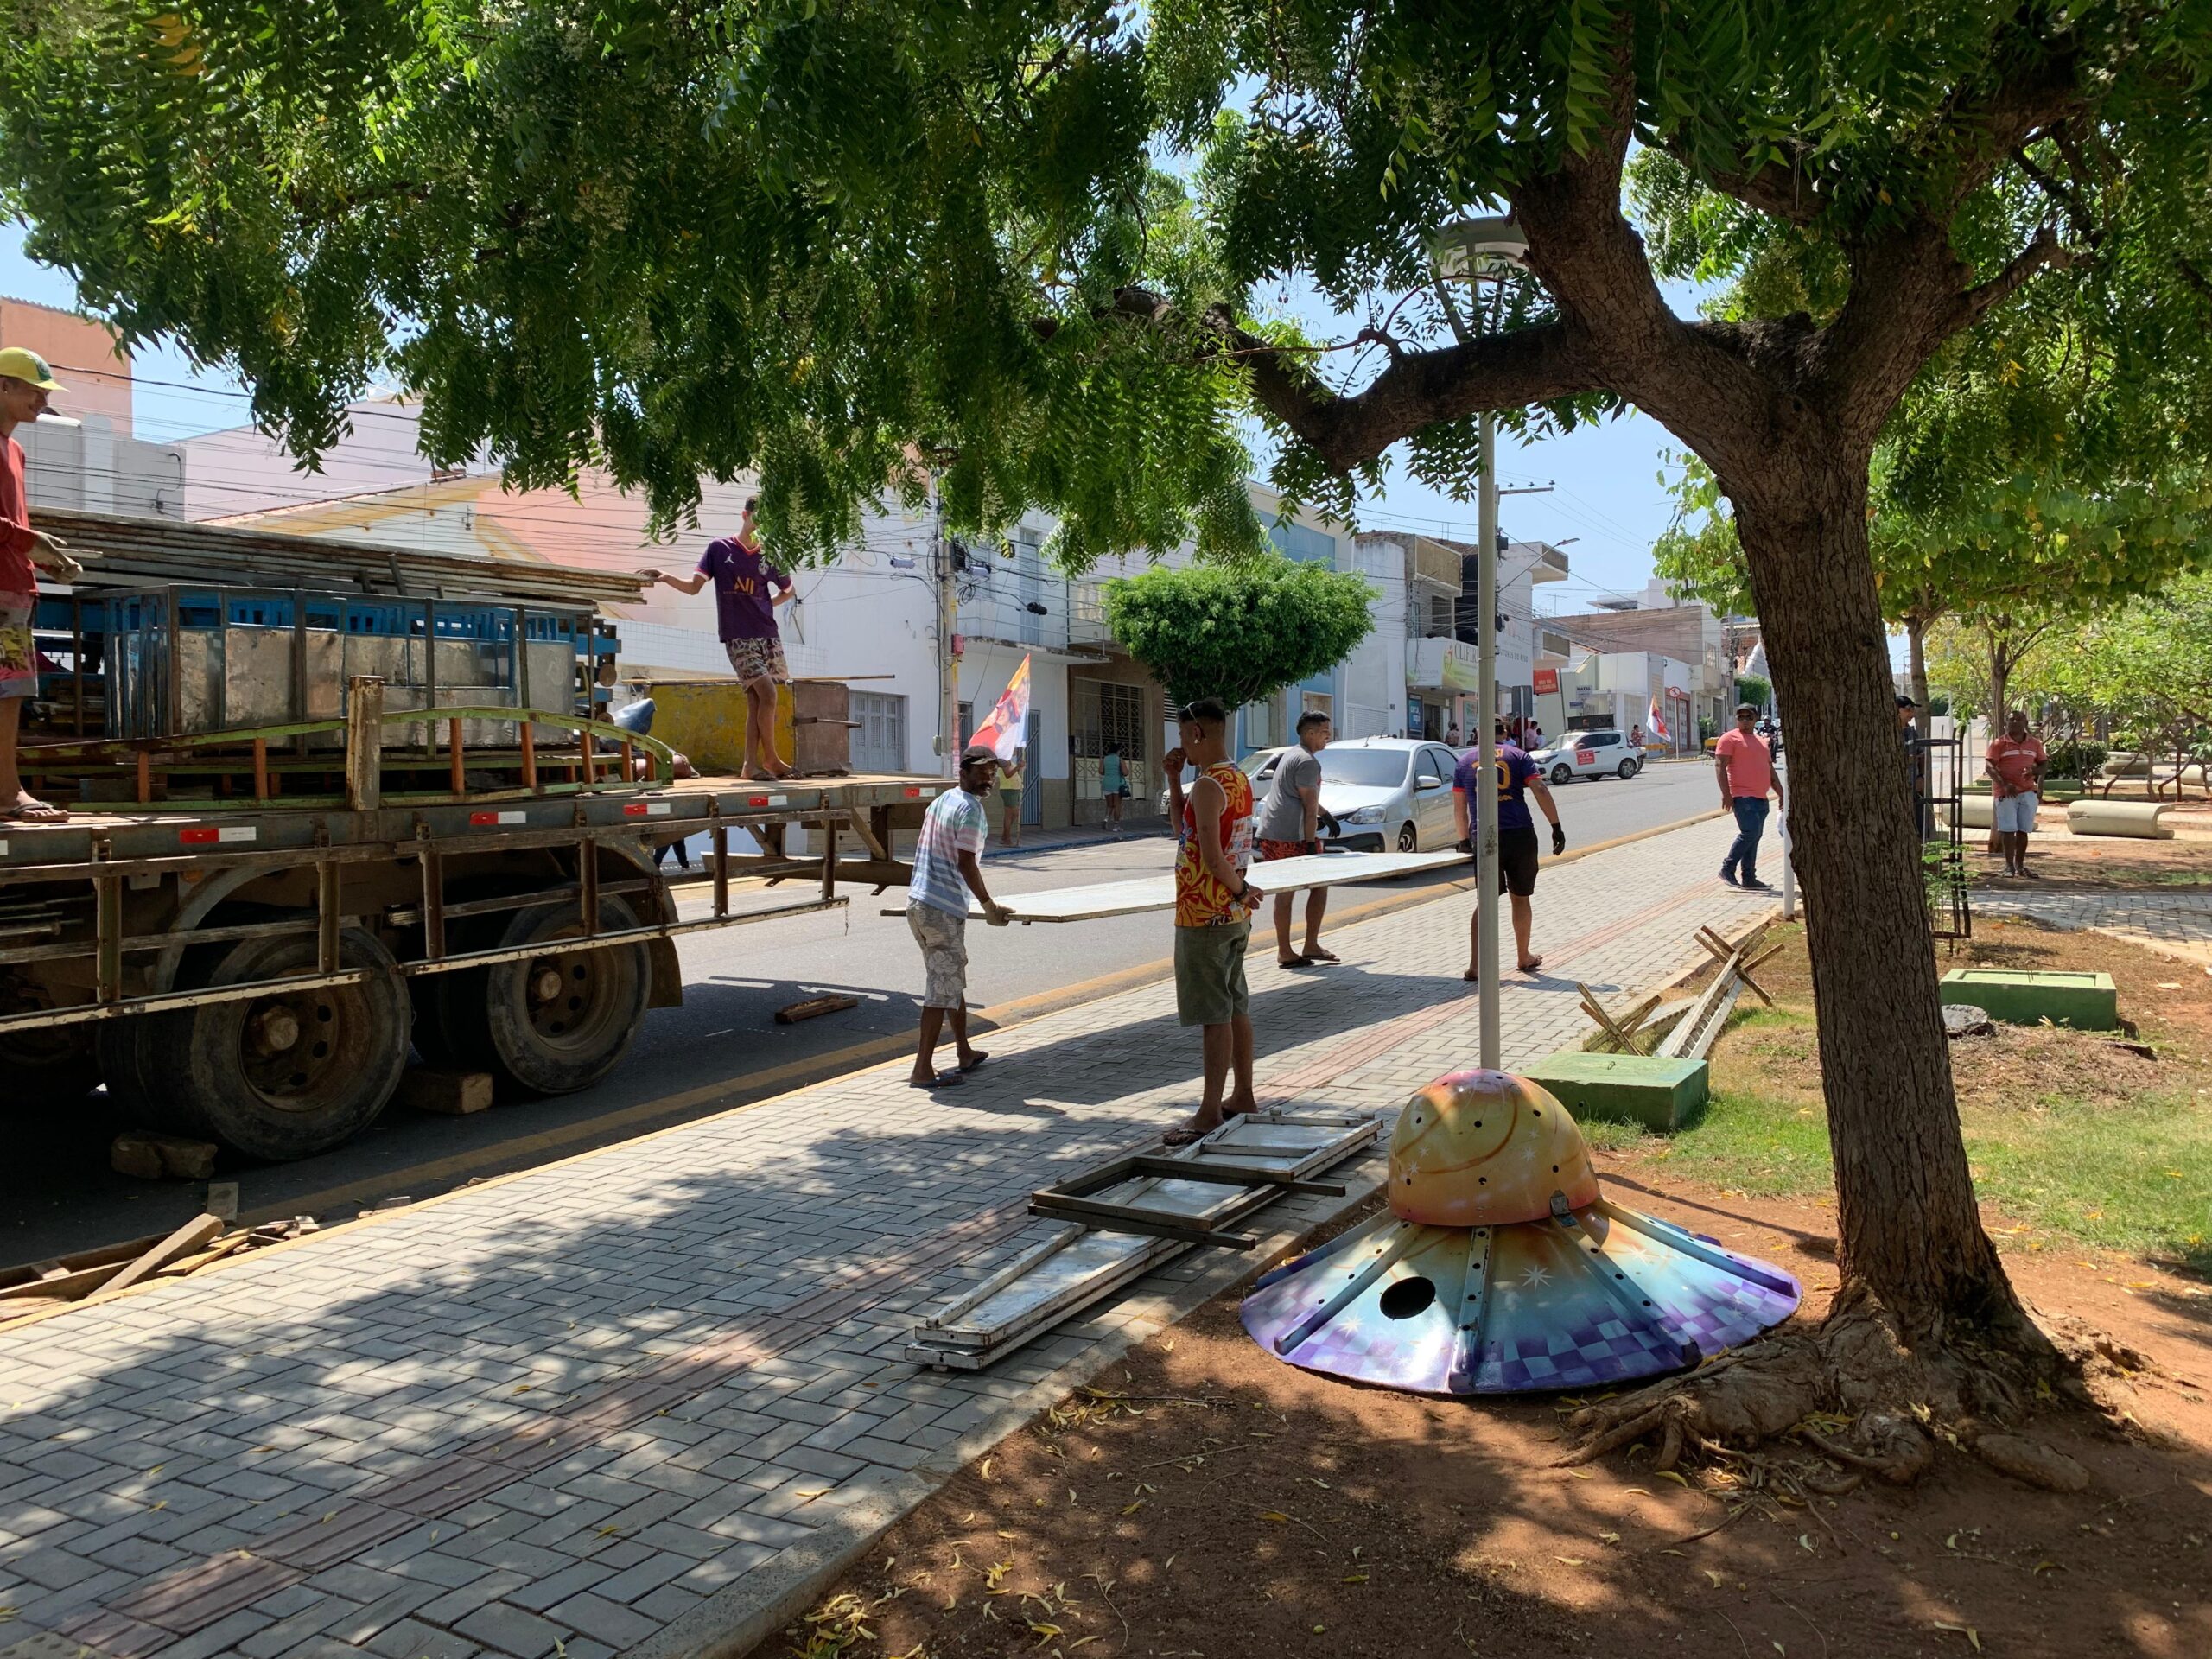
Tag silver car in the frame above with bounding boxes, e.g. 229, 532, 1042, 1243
1245, 736, 1467, 853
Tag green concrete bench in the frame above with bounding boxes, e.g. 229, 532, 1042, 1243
1938, 969, 2118, 1030
1525, 1051, 1708, 1133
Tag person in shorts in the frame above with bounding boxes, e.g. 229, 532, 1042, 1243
1453, 718, 1565, 979
997, 747, 1026, 848
645, 496, 795, 779
1101, 741, 1128, 834
1986, 709, 2048, 876
0, 347, 78, 824
1161, 698, 1263, 1145
1253, 710, 1334, 967
905, 745, 1011, 1087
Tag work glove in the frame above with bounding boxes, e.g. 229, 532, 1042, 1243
1551, 823, 1567, 857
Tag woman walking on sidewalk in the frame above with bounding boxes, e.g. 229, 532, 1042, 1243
1102, 741, 1128, 834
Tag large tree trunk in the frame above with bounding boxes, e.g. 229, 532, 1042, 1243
1727, 449, 2024, 1344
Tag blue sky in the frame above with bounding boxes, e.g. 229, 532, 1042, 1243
3, 220, 1682, 615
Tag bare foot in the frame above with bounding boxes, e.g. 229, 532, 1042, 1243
3, 793, 67, 823
1462, 967, 1481, 982
1277, 953, 1312, 969
957, 1049, 989, 1072
1517, 955, 1544, 973
1302, 944, 1340, 963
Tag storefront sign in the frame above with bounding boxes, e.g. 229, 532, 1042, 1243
1532, 666, 1560, 695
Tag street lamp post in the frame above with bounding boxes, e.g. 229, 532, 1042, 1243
1432, 215, 1528, 1071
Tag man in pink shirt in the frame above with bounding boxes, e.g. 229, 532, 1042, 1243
1713, 702, 1784, 889
0, 346, 79, 823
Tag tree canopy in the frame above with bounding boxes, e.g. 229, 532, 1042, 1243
1101, 559, 1373, 713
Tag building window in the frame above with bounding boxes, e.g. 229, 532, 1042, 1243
850, 690, 907, 775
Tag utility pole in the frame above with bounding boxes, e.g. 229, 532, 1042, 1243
934, 493, 958, 779
1476, 414, 1501, 1069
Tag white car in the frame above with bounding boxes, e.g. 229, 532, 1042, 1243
1529, 728, 1643, 784
1245, 736, 1468, 853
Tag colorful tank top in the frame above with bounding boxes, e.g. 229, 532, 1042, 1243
1174, 760, 1256, 926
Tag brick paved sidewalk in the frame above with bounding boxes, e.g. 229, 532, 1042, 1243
1974, 888, 2212, 967
0, 819, 1772, 1659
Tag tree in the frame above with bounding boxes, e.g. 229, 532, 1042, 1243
1734, 673, 1771, 714
1102, 560, 1374, 713
2042, 573, 2212, 788
12, 1, 2212, 1472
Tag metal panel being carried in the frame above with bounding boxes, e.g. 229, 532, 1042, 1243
907, 1109, 1381, 1371
881, 848, 1463, 924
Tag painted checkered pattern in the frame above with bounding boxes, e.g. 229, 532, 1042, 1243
0, 819, 1773, 1659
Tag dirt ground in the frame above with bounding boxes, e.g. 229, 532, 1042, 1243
1973, 805, 2212, 890
766, 1172, 2211, 1659
765, 912, 2212, 1659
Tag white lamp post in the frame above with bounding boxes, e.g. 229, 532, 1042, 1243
1430, 215, 1528, 1071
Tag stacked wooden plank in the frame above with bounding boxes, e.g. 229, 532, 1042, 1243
35, 508, 651, 609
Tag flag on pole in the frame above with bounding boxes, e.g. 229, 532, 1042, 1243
1646, 694, 1670, 744
969, 654, 1033, 761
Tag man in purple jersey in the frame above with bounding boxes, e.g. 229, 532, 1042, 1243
645, 496, 796, 779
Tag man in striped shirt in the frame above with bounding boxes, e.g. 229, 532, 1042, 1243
906, 744, 1011, 1088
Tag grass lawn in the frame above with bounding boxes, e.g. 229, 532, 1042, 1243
1589, 920, 2212, 1276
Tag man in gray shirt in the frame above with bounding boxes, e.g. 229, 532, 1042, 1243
1255, 712, 1334, 967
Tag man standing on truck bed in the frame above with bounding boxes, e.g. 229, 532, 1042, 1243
645, 496, 796, 780
0, 346, 80, 825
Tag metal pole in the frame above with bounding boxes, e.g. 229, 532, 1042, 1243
1476, 411, 1501, 1069
935, 493, 957, 779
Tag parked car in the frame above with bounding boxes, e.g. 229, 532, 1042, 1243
1529, 728, 1643, 784
1260, 736, 1468, 852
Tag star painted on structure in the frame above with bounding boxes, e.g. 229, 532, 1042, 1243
1519, 1264, 1553, 1289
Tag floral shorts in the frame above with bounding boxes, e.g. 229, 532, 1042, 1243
0, 593, 34, 701
724, 635, 788, 684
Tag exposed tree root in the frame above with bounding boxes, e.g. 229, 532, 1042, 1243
1558, 1287, 2165, 1493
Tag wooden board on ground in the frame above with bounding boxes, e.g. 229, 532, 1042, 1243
774, 993, 861, 1025
879, 848, 1464, 924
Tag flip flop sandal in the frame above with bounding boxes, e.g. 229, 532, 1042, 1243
909, 1071, 965, 1089
959, 1052, 991, 1072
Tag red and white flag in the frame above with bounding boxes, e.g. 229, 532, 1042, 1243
969, 654, 1033, 761
1647, 694, 1670, 743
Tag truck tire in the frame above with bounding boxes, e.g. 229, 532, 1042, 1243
464, 898, 651, 1096
152, 929, 411, 1161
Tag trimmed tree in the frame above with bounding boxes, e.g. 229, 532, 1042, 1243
13, 1, 2212, 1474
1101, 560, 1375, 714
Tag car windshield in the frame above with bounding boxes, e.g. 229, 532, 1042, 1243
1318, 748, 1412, 787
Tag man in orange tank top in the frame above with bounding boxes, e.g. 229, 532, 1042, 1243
1161, 698, 1264, 1146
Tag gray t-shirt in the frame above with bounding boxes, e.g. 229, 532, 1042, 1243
1257, 748, 1323, 842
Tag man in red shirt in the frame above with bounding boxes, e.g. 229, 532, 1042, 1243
1985, 709, 2048, 876
0, 347, 77, 823
1713, 702, 1784, 889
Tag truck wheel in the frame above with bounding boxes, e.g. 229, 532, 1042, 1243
474, 899, 651, 1096
155, 930, 410, 1161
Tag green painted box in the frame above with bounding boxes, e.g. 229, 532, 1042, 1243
1524, 1051, 1709, 1134
1939, 968, 2118, 1030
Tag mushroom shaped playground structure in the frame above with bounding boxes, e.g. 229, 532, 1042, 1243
1240, 1069, 1801, 1395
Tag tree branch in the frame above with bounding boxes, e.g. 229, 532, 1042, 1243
1681, 144, 1824, 228
1960, 226, 2077, 324
1199, 303, 1606, 473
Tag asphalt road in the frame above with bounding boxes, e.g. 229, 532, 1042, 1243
4, 757, 1726, 1268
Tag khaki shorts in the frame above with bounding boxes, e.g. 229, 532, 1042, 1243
908, 904, 969, 1010
1174, 919, 1251, 1027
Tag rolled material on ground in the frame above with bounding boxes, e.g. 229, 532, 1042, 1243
1942, 794, 1995, 830
2067, 798, 2174, 839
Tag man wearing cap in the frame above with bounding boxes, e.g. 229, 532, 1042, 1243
0, 347, 79, 823
905, 744, 1012, 1088
1713, 702, 1783, 889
